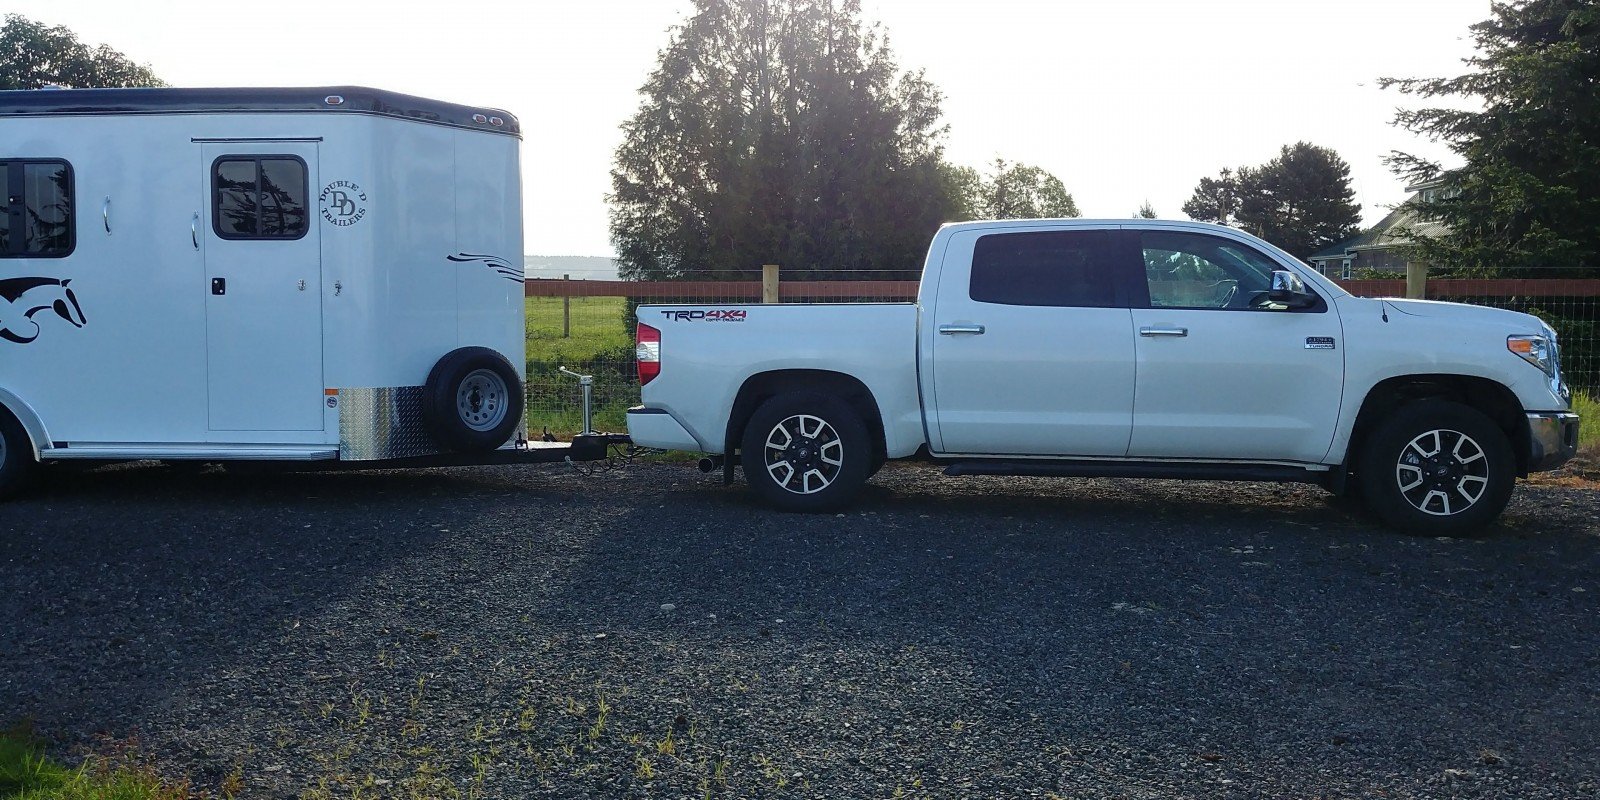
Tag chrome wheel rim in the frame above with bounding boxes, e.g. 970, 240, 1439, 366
456, 369, 509, 432
764, 414, 844, 495
1395, 428, 1489, 517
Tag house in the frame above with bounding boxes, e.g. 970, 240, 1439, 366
1308, 182, 1453, 279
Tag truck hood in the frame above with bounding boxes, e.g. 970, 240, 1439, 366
1367, 298, 1548, 333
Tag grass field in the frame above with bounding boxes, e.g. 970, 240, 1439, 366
524, 296, 638, 436
0, 728, 189, 800
1574, 391, 1599, 455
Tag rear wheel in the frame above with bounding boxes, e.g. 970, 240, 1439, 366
1358, 400, 1514, 535
741, 392, 870, 513
423, 347, 525, 453
0, 411, 38, 501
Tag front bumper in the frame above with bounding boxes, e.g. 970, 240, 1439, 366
1526, 412, 1580, 472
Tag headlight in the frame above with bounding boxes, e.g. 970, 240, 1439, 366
1508, 333, 1557, 376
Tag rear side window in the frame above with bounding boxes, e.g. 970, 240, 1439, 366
1, 159, 74, 258
212, 156, 308, 240
969, 230, 1118, 307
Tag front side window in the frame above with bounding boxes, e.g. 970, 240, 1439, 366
2, 160, 74, 258
970, 230, 1118, 308
212, 156, 308, 240
1141, 231, 1282, 309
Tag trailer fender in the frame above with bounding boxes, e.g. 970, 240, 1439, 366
0, 388, 48, 458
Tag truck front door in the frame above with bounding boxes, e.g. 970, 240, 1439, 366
1127, 229, 1343, 463
927, 226, 1137, 456
199, 142, 324, 433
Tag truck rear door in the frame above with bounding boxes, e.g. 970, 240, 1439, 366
925, 225, 1137, 456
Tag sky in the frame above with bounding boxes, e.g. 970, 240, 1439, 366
3, 0, 1488, 258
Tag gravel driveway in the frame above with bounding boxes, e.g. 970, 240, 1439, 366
2, 461, 1598, 799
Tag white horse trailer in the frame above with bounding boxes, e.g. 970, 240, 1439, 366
0, 86, 616, 497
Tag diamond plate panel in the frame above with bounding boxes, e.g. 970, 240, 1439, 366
338, 386, 438, 461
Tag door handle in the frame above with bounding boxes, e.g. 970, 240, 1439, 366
192, 212, 200, 249
103, 196, 111, 233
938, 324, 986, 335
1139, 326, 1188, 337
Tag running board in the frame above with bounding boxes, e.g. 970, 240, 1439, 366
942, 459, 1327, 484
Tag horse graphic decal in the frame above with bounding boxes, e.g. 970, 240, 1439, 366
447, 253, 525, 283
0, 277, 87, 344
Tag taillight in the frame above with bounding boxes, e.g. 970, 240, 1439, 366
636, 323, 661, 385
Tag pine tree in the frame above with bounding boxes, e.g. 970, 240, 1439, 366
1381, 0, 1600, 275
1181, 144, 1361, 259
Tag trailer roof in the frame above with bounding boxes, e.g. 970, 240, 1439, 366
0, 86, 520, 137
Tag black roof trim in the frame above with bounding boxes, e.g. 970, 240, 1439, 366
0, 86, 520, 137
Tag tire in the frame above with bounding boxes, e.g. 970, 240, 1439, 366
741, 392, 871, 513
0, 410, 38, 501
1358, 400, 1515, 536
422, 347, 525, 453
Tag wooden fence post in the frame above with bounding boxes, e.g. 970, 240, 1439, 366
562, 273, 571, 338
762, 264, 780, 304
1405, 262, 1427, 300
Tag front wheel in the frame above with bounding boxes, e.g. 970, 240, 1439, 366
1358, 400, 1515, 536
741, 392, 871, 513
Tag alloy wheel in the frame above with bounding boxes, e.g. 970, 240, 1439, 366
763, 414, 845, 495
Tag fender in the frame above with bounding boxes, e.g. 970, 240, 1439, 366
0, 387, 49, 458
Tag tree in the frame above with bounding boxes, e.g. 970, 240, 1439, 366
0, 14, 163, 89
1181, 168, 1239, 226
609, 0, 959, 281
1381, 0, 1600, 275
1237, 143, 1362, 259
1182, 144, 1361, 259
949, 158, 1077, 220
1134, 201, 1157, 219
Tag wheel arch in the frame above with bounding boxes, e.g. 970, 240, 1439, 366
725, 370, 887, 467
1346, 374, 1529, 478
0, 388, 47, 459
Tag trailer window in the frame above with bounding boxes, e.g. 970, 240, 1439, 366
212, 156, 308, 240
1, 160, 74, 258
969, 230, 1118, 307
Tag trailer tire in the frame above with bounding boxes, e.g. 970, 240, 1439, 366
1357, 400, 1514, 536
0, 409, 37, 501
741, 392, 870, 513
423, 347, 525, 453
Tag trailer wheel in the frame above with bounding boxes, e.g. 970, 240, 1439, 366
741, 392, 870, 513
423, 347, 525, 453
0, 410, 37, 501
1357, 400, 1514, 536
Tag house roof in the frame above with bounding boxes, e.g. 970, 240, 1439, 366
1308, 191, 1448, 261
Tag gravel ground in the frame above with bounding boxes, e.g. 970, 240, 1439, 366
2, 460, 1599, 799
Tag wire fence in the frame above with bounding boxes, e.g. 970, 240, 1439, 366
523, 275, 1600, 437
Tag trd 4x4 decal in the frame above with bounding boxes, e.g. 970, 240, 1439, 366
658, 309, 747, 322
0, 278, 86, 344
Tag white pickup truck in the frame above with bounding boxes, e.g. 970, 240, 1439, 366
626, 220, 1579, 534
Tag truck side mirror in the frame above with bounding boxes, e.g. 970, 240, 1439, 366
1268, 270, 1315, 309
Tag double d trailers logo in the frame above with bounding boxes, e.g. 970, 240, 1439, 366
319, 180, 368, 227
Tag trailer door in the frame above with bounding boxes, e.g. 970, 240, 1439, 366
199, 142, 323, 432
